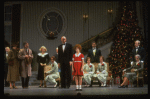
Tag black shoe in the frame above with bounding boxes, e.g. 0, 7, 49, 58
125, 85, 128, 88
76, 89, 79, 91
118, 85, 125, 88
89, 84, 92, 87
66, 86, 70, 89
134, 85, 137, 87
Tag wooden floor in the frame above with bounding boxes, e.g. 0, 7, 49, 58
4, 84, 148, 98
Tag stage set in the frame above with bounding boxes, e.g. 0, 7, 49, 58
4, 1, 148, 98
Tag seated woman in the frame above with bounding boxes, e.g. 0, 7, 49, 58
96, 56, 108, 87
83, 57, 95, 87
45, 56, 60, 88
118, 54, 144, 88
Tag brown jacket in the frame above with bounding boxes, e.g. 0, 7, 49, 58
18, 48, 33, 78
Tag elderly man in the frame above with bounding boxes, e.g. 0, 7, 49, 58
58, 36, 73, 89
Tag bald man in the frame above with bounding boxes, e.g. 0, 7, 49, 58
58, 36, 73, 89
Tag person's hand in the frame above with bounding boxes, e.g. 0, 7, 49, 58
81, 68, 83, 72
40, 63, 43, 66
43, 63, 46, 66
69, 61, 73, 66
58, 63, 60, 68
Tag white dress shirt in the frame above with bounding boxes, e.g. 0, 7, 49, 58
62, 42, 66, 52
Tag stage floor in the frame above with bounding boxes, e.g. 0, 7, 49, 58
4, 84, 148, 97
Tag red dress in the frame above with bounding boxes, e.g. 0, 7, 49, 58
72, 53, 84, 76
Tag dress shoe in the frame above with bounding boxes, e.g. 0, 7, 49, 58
39, 83, 43, 87
10, 86, 13, 89
134, 85, 137, 87
13, 86, 18, 89
79, 89, 82, 91
89, 84, 92, 87
54, 82, 57, 88
76, 89, 79, 91
118, 85, 125, 88
66, 86, 70, 89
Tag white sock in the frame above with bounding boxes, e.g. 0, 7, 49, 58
76, 85, 78, 89
79, 85, 82, 89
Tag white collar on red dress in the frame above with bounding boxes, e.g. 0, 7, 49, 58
75, 53, 81, 57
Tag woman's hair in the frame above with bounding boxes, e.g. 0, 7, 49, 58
86, 57, 91, 62
39, 46, 47, 52
73, 44, 82, 51
99, 55, 104, 61
50, 56, 56, 61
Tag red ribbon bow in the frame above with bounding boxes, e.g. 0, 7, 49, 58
102, 63, 104, 66
89, 65, 92, 68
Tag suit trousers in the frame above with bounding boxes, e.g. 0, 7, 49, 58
60, 63, 71, 88
45, 74, 59, 84
21, 76, 29, 88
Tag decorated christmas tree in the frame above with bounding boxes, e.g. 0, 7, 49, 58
108, 1, 148, 83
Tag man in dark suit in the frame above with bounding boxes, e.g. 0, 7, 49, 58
87, 41, 101, 63
58, 36, 73, 89
131, 40, 146, 87
87, 41, 101, 87
131, 40, 146, 62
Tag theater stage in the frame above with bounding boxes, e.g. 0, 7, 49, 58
4, 84, 148, 98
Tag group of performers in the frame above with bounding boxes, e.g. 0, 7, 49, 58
4, 36, 146, 91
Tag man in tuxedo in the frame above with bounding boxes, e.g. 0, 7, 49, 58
131, 40, 146, 62
131, 40, 146, 87
58, 36, 73, 89
87, 41, 101, 63
87, 41, 101, 87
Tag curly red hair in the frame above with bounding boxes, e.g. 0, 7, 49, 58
74, 44, 82, 51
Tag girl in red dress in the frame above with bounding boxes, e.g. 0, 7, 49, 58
72, 44, 84, 91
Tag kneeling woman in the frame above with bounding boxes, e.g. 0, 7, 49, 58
118, 54, 143, 88
83, 57, 95, 87
96, 56, 108, 87
45, 56, 60, 87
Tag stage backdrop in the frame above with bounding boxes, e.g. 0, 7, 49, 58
18, 1, 144, 71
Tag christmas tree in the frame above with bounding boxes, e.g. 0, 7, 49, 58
108, 1, 148, 83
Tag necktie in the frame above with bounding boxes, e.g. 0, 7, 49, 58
136, 48, 138, 53
93, 49, 96, 56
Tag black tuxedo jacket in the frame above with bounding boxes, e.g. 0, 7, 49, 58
131, 47, 146, 61
87, 48, 101, 63
58, 43, 73, 65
